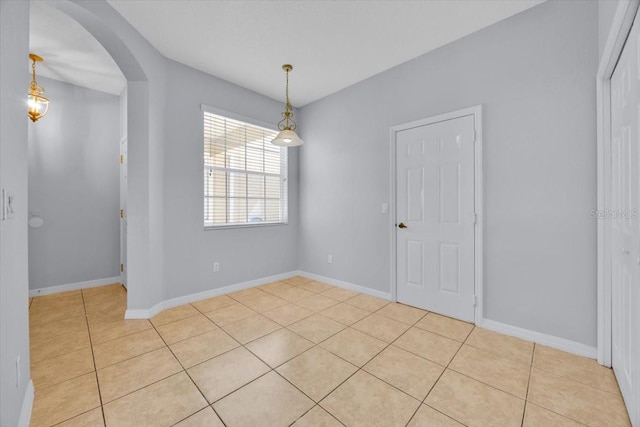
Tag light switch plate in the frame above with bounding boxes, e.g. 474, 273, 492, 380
2, 189, 15, 220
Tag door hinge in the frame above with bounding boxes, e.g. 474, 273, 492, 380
473, 295, 478, 306
120, 264, 124, 273
473, 213, 477, 224
120, 154, 124, 164
120, 209, 124, 218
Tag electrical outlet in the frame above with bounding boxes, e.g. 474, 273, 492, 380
213, 262, 220, 272
382, 203, 389, 214
328, 255, 333, 264
15, 356, 21, 388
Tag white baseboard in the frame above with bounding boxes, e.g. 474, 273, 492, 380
478, 318, 598, 359
18, 380, 34, 427
125, 270, 393, 320
125, 271, 299, 319
295, 270, 392, 301
29, 276, 121, 297
119, 271, 596, 361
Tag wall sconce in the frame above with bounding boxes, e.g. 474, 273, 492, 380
28, 53, 50, 122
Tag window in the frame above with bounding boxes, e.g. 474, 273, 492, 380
203, 110, 288, 227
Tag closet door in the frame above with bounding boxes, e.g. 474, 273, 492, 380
610, 11, 640, 426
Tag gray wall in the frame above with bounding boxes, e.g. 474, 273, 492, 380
162, 59, 299, 299
298, 0, 599, 346
28, 77, 120, 290
54, 1, 299, 310
0, 1, 172, 418
54, 0, 169, 312
0, 1, 32, 425
27, 0, 300, 312
599, 0, 620, 59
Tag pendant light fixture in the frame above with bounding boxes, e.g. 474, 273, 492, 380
28, 53, 50, 123
271, 64, 303, 146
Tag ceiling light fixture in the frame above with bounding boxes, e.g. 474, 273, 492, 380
28, 53, 50, 123
271, 64, 303, 147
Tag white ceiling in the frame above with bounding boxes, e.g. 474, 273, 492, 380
29, 1, 126, 95
29, 0, 544, 104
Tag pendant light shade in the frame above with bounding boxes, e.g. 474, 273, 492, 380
271, 64, 304, 147
28, 53, 50, 123
272, 129, 304, 147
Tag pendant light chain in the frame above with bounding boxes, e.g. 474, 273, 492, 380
271, 63, 303, 146
284, 67, 292, 129
286, 67, 290, 111
277, 64, 296, 132
31, 59, 39, 90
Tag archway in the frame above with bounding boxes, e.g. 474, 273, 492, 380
46, 0, 162, 314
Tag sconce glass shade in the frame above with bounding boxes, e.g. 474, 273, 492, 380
271, 129, 304, 146
28, 53, 49, 123
28, 91, 49, 123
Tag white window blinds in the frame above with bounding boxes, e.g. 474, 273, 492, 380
203, 111, 288, 227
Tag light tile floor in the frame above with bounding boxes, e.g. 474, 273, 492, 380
28, 277, 631, 427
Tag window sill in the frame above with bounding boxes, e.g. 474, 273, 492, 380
204, 221, 288, 231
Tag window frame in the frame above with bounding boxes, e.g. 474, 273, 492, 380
202, 104, 289, 230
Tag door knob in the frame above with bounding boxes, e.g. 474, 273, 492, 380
398, 222, 408, 229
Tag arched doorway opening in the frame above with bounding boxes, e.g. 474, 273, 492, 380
43, 0, 158, 314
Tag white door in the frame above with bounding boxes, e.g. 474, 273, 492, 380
396, 113, 476, 322
120, 137, 127, 288
119, 88, 128, 288
610, 12, 640, 426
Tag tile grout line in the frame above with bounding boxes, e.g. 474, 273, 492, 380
402, 321, 472, 427
444, 360, 533, 402
91, 329, 166, 371
182, 300, 253, 427
520, 342, 536, 427
77, 315, 147, 347
339, 302, 476, 352
174, 297, 322, 425
527, 362, 627, 398
452, 332, 615, 425
29, 348, 97, 390
425, 325, 533, 424
420, 329, 478, 425
417, 326, 539, 426
150, 305, 235, 426
187, 288, 354, 425
32, 280, 626, 427
263, 296, 454, 420
180, 284, 373, 425
303, 305, 431, 426
80, 287, 108, 427
30, 289, 105, 427
47, 287, 182, 425
522, 352, 596, 427
286, 404, 347, 427
30, 280, 463, 427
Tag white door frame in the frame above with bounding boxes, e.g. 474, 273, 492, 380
390, 105, 484, 325
597, 0, 640, 367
